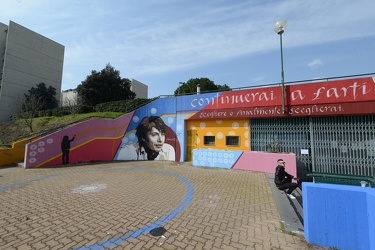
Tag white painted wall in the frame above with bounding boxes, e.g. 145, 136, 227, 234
60, 90, 78, 107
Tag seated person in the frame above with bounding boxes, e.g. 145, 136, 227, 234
274, 159, 299, 199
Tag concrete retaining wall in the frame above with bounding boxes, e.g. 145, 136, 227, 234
192, 149, 297, 178
0, 137, 39, 167
303, 182, 375, 250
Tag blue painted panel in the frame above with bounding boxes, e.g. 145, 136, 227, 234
128, 97, 177, 131
192, 148, 242, 169
367, 191, 375, 250
303, 183, 375, 250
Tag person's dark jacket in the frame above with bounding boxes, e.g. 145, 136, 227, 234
274, 165, 293, 187
61, 136, 75, 152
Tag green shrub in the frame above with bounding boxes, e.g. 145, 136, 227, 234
76, 105, 95, 114
95, 98, 154, 113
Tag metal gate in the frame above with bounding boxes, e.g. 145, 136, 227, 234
250, 117, 312, 181
250, 115, 375, 182
312, 115, 375, 177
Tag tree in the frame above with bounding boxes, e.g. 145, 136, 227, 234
26, 82, 58, 110
16, 82, 58, 133
17, 92, 43, 133
174, 78, 231, 95
76, 63, 136, 107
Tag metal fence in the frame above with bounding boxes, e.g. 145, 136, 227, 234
250, 115, 375, 186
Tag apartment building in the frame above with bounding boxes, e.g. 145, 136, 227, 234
0, 21, 64, 121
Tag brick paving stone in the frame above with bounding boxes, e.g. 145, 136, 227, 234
15, 244, 31, 250
0, 161, 331, 250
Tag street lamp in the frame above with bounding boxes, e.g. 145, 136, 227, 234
274, 19, 287, 114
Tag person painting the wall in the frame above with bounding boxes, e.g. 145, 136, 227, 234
274, 159, 299, 199
118, 116, 175, 161
61, 134, 76, 164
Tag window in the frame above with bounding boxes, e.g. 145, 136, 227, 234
226, 136, 240, 146
204, 136, 215, 145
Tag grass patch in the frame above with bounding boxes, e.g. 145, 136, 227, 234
0, 112, 124, 145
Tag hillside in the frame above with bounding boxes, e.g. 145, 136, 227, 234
0, 112, 123, 146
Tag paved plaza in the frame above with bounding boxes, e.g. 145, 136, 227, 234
0, 161, 328, 250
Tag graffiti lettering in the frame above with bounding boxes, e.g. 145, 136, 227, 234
288, 105, 344, 115
191, 93, 220, 108
190, 90, 277, 108
199, 110, 227, 118
236, 107, 282, 116
191, 79, 373, 110
197, 104, 346, 119
291, 90, 305, 101
236, 107, 280, 116
217, 91, 275, 105
77, 123, 129, 137
312, 82, 370, 101
1, 151, 12, 157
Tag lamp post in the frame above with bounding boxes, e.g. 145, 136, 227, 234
274, 19, 287, 114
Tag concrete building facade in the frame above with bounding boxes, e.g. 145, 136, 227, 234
60, 89, 78, 107
0, 21, 64, 121
130, 79, 148, 99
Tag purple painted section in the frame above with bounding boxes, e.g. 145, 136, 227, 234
24, 112, 134, 168
303, 182, 375, 250
233, 151, 297, 177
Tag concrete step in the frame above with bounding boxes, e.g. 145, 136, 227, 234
266, 173, 304, 235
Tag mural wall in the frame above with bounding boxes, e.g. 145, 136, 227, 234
24, 94, 222, 168
192, 149, 297, 177
189, 76, 375, 119
186, 119, 250, 150
23, 76, 375, 168
24, 113, 134, 168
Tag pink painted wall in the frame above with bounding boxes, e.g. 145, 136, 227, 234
24, 112, 134, 168
233, 151, 297, 177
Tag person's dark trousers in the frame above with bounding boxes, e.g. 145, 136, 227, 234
277, 176, 299, 194
62, 150, 70, 164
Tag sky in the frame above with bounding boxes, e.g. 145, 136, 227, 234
1, 0, 375, 98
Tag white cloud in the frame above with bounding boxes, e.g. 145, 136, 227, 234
308, 59, 324, 68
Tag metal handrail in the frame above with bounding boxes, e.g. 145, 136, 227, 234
308, 172, 375, 187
